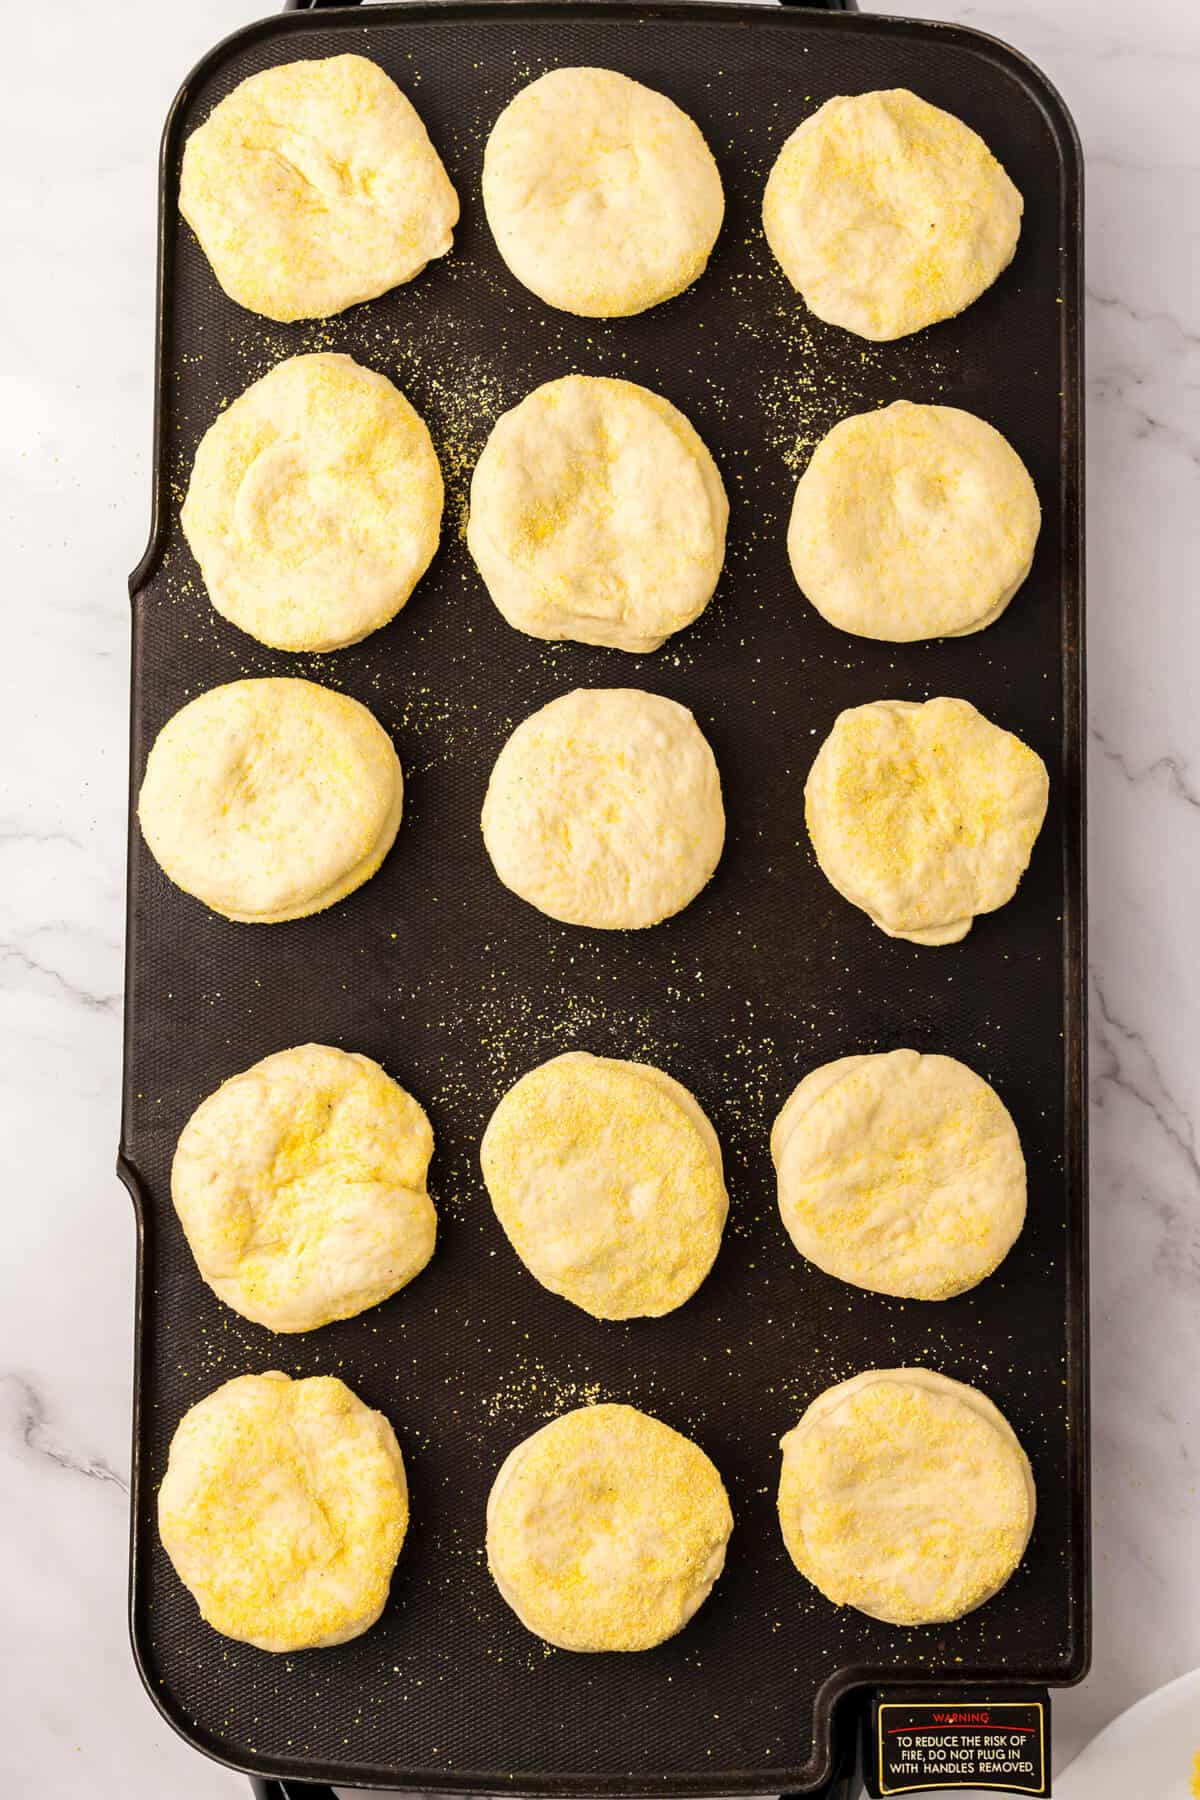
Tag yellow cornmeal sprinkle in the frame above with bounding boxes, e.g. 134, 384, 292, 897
488, 1403, 732, 1651
158, 1372, 407, 1650
172, 1045, 434, 1329
805, 697, 1049, 937
481, 1056, 726, 1319
764, 90, 1020, 340
780, 1378, 1032, 1626
778, 1056, 1023, 1300
180, 55, 457, 322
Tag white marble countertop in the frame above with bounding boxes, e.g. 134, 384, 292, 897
2, 1, 1197, 1793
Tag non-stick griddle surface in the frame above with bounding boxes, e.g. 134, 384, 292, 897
122, 6, 1086, 1792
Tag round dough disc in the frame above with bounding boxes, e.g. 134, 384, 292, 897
762, 89, 1022, 340
788, 402, 1040, 641
158, 1371, 409, 1651
180, 54, 459, 321
138, 677, 403, 923
804, 696, 1048, 945
487, 1403, 733, 1650
771, 1050, 1026, 1299
777, 1368, 1036, 1625
468, 375, 728, 653
481, 1051, 727, 1319
172, 1044, 436, 1331
482, 67, 724, 317
481, 688, 725, 929
182, 353, 444, 652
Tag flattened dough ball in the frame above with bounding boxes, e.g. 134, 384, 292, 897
182, 353, 443, 652
172, 1044, 436, 1331
804, 697, 1048, 945
482, 67, 724, 317
158, 1371, 408, 1650
771, 1050, 1025, 1299
762, 89, 1022, 340
468, 375, 727, 653
777, 1368, 1036, 1625
138, 677, 403, 923
481, 1052, 727, 1319
481, 688, 725, 929
180, 54, 459, 321
788, 402, 1040, 641
487, 1403, 733, 1650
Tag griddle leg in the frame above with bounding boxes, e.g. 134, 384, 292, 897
249, 1781, 339, 1799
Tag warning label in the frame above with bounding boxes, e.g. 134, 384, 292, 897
866, 1695, 1049, 1796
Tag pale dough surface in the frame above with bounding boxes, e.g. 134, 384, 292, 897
158, 1371, 408, 1651
777, 1367, 1036, 1625
771, 1050, 1026, 1300
762, 89, 1022, 341
138, 677, 403, 923
172, 1044, 436, 1332
481, 1052, 727, 1319
481, 688, 725, 929
788, 401, 1040, 641
482, 67, 724, 317
487, 1403, 733, 1650
182, 353, 443, 652
180, 54, 459, 322
804, 697, 1048, 945
468, 375, 727, 653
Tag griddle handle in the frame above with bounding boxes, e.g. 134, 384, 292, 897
249, 1781, 339, 1799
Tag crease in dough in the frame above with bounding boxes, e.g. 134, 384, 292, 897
180, 54, 459, 321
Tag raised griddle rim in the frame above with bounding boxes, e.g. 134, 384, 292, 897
120, 3, 1089, 1792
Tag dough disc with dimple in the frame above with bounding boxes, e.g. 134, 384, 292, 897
777, 1368, 1036, 1625
788, 402, 1040, 641
468, 376, 728, 653
487, 1403, 733, 1650
762, 88, 1022, 341
172, 1044, 436, 1332
182, 353, 443, 652
481, 1052, 727, 1319
481, 688, 725, 929
158, 1371, 409, 1651
804, 696, 1048, 945
138, 677, 403, 923
482, 67, 724, 318
180, 54, 459, 322
771, 1050, 1025, 1300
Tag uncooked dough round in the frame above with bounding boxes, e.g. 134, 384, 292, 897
138, 677, 403, 923
777, 1368, 1036, 1625
481, 688, 725, 930
182, 353, 443, 652
787, 402, 1040, 641
158, 1371, 408, 1651
467, 375, 727, 653
180, 54, 459, 321
482, 67, 724, 317
762, 89, 1022, 340
487, 1403, 733, 1650
771, 1050, 1025, 1300
481, 1052, 727, 1319
804, 697, 1048, 945
172, 1044, 436, 1332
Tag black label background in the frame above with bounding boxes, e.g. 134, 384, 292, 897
869, 1698, 1049, 1795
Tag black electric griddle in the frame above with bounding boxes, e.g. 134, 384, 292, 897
119, 1, 1087, 1795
